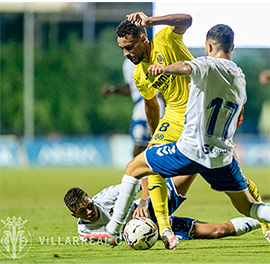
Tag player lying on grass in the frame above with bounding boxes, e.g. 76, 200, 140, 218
105, 24, 270, 249
64, 178, 260, 244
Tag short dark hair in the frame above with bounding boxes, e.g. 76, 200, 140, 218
64, 187, 87, 209
206, 24, 234, 53
116, 19, 147, 38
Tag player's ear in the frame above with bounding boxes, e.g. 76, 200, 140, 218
209, 43, 213, 53
140, 34, 147, 42
231, 44, 235, 52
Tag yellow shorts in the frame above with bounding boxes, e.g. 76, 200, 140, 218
148, 115, 185, 147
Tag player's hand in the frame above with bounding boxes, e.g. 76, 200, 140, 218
148, 64, 165, 76
101, 86, 115, 98
259, 70, 270, 84
133, 199, 149, 218
126, 12, 150, 27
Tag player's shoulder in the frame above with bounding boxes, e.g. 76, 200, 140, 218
92, 184, 120, 201
192, 56, 212, 63
192, 57, 245, 81
187, 56, 209, 69
191, 56, 227, 69
133, 63, 145, 81
154, 26, 183, 43
207, 57, 244, 75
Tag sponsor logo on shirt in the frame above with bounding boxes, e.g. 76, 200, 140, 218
145, 72, 149, 80
152, 74, 175, 93
202, 144, 232, 155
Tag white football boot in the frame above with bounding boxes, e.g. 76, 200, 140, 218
161, 228, 179, 249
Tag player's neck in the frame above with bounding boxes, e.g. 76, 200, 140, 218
210, 50, 232, 60
143, 41, 151, 63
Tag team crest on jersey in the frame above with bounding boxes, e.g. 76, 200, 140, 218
154, 133, 164, 140
156, 54, 164, 65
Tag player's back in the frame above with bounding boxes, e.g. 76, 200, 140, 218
178, 56, 247, 168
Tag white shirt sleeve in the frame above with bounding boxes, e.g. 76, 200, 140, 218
185, 57, 210, 86
93, 184, 121, 210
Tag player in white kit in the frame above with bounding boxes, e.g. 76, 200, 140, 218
105, 24, 270, 248
102, 58, 164, 157
64, 179, 260, 243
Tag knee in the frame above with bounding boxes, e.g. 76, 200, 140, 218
125, 159, 142, 179
125, 151, 151, 179
125, 160, 135, 176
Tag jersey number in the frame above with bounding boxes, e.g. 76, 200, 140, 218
206, 97, 239, 140
158, 122, 170, 132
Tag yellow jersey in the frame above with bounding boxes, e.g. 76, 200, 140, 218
133, 26, 194, 123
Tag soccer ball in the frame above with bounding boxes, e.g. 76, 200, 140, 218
123, 217, 159, 250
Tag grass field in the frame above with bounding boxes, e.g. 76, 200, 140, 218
0, 167, 269, 263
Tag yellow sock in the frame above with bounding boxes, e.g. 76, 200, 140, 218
248, 179, 269, 235
148, 174, 170, 235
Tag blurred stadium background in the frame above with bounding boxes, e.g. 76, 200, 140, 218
0, 1, 269, 170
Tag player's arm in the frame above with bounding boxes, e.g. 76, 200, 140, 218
144, 96, 160, 136
133, 177, 149, 217
101, 84, 130, 97
148, 62, 192, 77
259, 70, 270, 84
127, 12, 192, 34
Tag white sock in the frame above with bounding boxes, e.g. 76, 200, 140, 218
106, 174, 140, 235
250, 202, 270, 222
230, 217, 261, 236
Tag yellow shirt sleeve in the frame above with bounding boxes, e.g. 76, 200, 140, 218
133, 65, 157, 100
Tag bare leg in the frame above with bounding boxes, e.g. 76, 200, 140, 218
191, 217, 260, 239
125, 151, 157, 178
225, 189, 255, 216
133, 145, 147, 158
192, 221, 235, 239
172, 174, 197, 196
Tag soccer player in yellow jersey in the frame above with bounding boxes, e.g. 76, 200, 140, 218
113, 12, 267, 248
115, 12, 195, 248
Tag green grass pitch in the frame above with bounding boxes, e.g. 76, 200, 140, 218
0, 167, 269, 263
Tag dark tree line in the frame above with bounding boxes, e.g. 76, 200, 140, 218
1, 27, 269, 136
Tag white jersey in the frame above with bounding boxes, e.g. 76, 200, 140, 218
177, 56, 247, 168
122, 58, 164, 121
77, 184, 139, 239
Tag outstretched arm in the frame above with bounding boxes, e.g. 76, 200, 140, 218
126, 12, 192, 34
259, 70, 270, 84
148, 62, 192, 77
133, 177, 150, 218
101, 84, 130, 97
